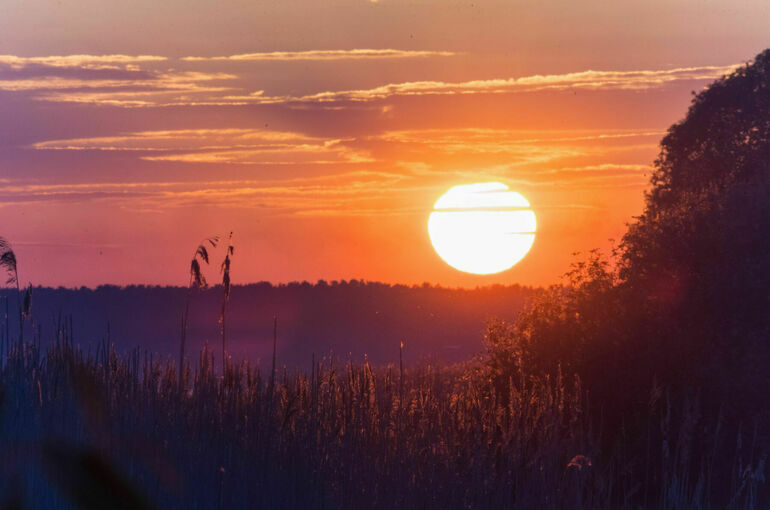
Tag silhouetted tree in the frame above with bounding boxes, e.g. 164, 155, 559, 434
500, 49, 770, 442
619, 49, 770, 417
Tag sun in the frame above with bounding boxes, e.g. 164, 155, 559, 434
428, 182, 536, 275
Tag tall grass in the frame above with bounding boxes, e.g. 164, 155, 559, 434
219, 232, 234, 377
181, 236, 219, 391
0, 321, 764, 509
0, 238, 33, 367
0, 236, 764, 509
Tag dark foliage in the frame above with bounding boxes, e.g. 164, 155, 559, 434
482, 49, 770, 506
618, 49, 770, 419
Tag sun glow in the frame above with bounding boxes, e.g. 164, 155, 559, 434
428, 182, 536, 275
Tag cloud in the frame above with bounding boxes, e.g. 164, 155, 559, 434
182, 49, 456, 62
0, 70, 237, 106
357, 128, 661, 173
395, 161, 651, 189
32, 129, 320, 151
30, 126, 657, 176
0, 171, 418, 216
506, 163, 652, 188
141, 147, 373, 165
0, 65, 154, 81
0, 55, 236, 108
0, 146, 649, 214
0, 54, 166, 70
378, 129, 665, 145
532, 163, 651, 176
20, 125, 656, 218
376, 129, 662, 159
0, 172, 644, 212
229, 65, 740, 104
32, 128, 372, 165
376, 127, 658, 190
0, 55, 740, 108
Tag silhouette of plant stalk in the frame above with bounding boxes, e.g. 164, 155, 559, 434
219, 232, 234, 378
0, 237, 31, 358
180, 236, 219, 391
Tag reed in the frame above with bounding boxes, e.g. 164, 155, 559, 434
0, 235, 764, 509
181, 235, 219, 391
0, 323, 763, 509
0, 237, 30, 355
219, 232, 234, 377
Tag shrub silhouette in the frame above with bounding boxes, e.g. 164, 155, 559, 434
496, 49, 770, 489
465, 50, 770, 506
619, 49, 770, 419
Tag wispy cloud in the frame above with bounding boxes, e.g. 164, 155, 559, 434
395, 160, 651, 189
141, 146, 373, 165
30, 126, 658, 173
0, 55, 740, 108
376, 129, 662, 159
1, 70, 237, 106
0, 171, 418, 216
531, 163, 651, 176
32, 128, 373, 165
32, 129, 320, 151
182, 49, 456, 62
228, 65, 739, 104
0, 72, 233, 92
358, 128, 661, 173
0, 54, 166, 70
0, 157, 649, 215
378, 129, 665, 145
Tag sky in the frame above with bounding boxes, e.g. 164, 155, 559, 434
0, 0, 768, 288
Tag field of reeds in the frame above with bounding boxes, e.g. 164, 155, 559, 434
0, 234, 766, 509
0, 316, 765, 510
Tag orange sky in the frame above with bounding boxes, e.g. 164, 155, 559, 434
0, 0, 767, 287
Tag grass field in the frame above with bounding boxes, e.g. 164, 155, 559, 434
0, 317, 764, 509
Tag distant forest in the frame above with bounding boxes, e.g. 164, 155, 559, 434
0, 281, 537, 367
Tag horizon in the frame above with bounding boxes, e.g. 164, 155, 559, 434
0, 277, 538, 292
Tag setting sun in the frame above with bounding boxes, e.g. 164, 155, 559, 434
428, 182, 536, 275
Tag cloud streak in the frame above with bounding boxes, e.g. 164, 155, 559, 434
0, 54, 167, 70
0, 171, 417, 215
30, 126, 658, 172
32, 129, 321, 151
32, 128, 372, 165
0, 55, 740, 108
0, 70, 237, 107
0, 72, 232, 92
182, 49, 456, 61
230, 65, 740, 104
